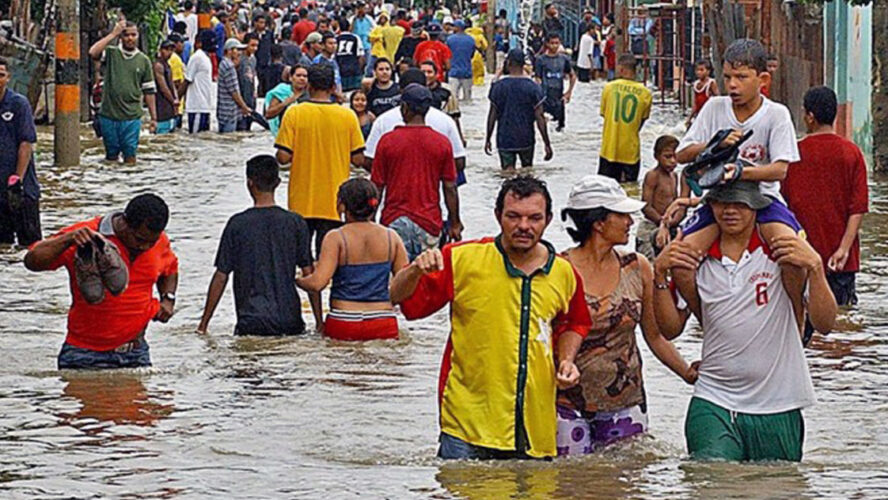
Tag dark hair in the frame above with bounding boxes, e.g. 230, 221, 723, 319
299, 8, 308, 17
546, 32, 561, 42
280, 26, 292, 40
544, 3, 554, 10
184, 0, 194, 10
173, 21, 188, 34
803, 86, 838, 126
606, 13, 615, 23
499, 8, 507, 17
349, 89, 367, 109
419, 59, 438, 74
654, 135, 679, 157
337, 178, 379, 221
124, 194, 169, 232
694, 58, 713, 73
270, 43, 283, 59
562, 208, 610, 243
246, 155, 280, 192
321, 31, 336, 43
374, 57, 392, 70
399, 68, 426, 89
495, 176, 552, 217
0, 57, 8, 71
243, 32, 259, 43
767, 53, 779, 62
398, 57, 416, 71
308, 62, 335, 90
253, 13, 266, 24
618, 54, 637, 70
723, 38, 768, 73
339, 18, 350, 31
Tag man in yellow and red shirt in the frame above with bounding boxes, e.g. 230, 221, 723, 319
391, 176, 591, 459
24, 194, 179, 369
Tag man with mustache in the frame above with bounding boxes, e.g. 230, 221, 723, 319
391, 176, 592, 459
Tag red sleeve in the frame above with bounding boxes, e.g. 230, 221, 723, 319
399, 243, 455, 319
32, 220, 95, 271
442, 44, 452, 60
370, 136, 388, 188
553, 265, 591, 339
849, 145, 869, 215
158, 233, 179, 276
440, 138, 456, 183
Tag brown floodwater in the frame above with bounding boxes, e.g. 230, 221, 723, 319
1, 79, 887, 498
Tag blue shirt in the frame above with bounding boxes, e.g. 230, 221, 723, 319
0, 89, 39, 199
488, 77, 545, 151
182, 41, 192, 64
446, 33, 476, 79
353, 16, 374, 50
312, 53, 342, 90
214, 23, 226, 60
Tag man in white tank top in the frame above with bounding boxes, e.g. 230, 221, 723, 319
652, 181, 837, 462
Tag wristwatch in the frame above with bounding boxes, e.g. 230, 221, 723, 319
162, 292, 177, 302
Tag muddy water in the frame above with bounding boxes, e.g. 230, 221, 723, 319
2, 79, 888, 498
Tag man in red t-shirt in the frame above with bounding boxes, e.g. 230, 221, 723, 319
290, 8, 317, 45
24, 194, 179, 369
371, 84, 462, 260
414, 24, 451, 83
782, 86, 868, 338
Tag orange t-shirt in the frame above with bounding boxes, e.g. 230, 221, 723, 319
41, 215, 179, 351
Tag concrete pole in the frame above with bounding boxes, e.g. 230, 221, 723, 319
54, 0, 80, 166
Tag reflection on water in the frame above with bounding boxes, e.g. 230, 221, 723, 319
1, 78, 888, 497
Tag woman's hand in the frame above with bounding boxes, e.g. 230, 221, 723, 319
556, 360, 580, 389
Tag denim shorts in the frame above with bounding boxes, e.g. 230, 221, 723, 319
499, 147, 534, 169
58, 337, 152, 370
438, 433, 532, 460
388, 216, 439, 262
681, 198, 802, 235
99, 116, 141, 160
218, 118, 238, 133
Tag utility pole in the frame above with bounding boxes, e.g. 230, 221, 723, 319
54, 0, 80, 166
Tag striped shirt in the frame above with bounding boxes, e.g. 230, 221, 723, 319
217, 57, 242, 125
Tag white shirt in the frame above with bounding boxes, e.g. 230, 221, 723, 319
184, 50, 214, 113
691, 231, 815, 414
365, 106, 466, 159
577, 33, 595, 70
679, 96, 800, 201
176, 12, 199, 46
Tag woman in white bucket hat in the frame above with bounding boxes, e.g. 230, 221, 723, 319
555, 175, 697, 455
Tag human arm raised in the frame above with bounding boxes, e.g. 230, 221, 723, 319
89, 19, 127, 60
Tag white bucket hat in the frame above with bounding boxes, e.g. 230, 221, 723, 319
564, 175, 646, 213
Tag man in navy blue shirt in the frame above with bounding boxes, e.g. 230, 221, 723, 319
485, 49, 553, 170
0, 58, 41, 246
445, 20, 476, 102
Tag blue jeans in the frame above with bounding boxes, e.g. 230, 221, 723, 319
188, 112, 210, 133
155, 118, 177, 134
387, 216, 439, 262
58, 337, 151, 370
218, 118, 237, 133
364, 54, 377, 77
438, 433, 533, 460
99, 116, 141, 160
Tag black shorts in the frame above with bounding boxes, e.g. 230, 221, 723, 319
598, 157, 641, 183
803, 271, 857, 346
498, 147, 534, 168
305, 217, 343, 260
0, 193, 42, 246
577, 67, 591, 82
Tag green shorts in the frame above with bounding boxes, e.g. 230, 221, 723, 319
685, 397, 805, 462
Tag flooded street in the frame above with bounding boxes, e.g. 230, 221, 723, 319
2, 78, 888, 498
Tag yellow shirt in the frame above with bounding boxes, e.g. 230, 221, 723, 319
274, 102, 365, 221
380, 24, 405, 62
168, 53, 185, 114
400, 237, 591, 458
369, 26, 387, 58
600, 78, 653, 164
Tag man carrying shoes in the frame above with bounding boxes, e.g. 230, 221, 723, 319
24, 194, 179, 369
391, 176, 591, 459
652, 181, 836, 462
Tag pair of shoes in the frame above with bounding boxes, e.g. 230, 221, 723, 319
74, 235, 129, 304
